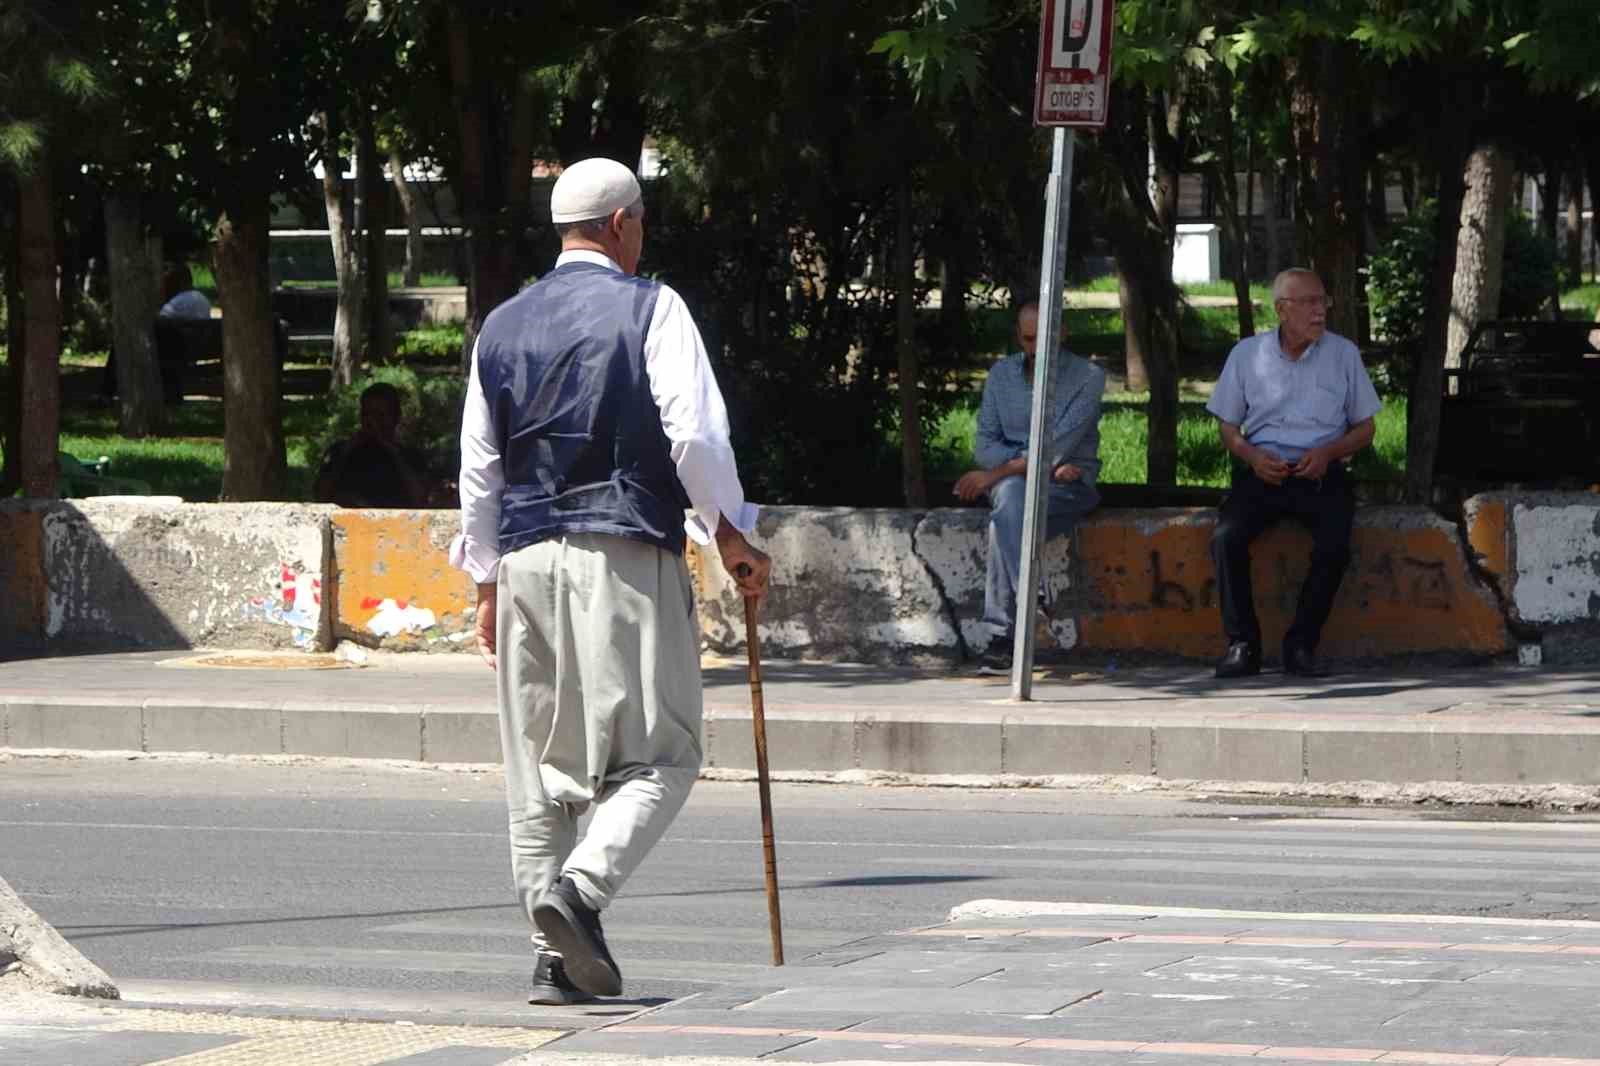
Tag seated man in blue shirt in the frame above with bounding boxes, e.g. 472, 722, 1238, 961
955, 302, 1105, 676
1206, 268, 1382, 680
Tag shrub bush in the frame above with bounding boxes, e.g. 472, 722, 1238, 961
1368, 199, 1560, 358
395, 324, 466, 363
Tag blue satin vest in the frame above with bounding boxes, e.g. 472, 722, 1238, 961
476, 262, 688, 557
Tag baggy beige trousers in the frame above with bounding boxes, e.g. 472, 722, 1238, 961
496, 532, 703, 949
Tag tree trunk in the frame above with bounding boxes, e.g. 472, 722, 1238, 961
445, 6, 532, 371
1146, 88, 1186, 487
1445, 144, 1512, 371
1091, 83, 1184, 484
1398, 164, 1416, 215
18, 164, 60, 499
895, 173, 926, 507
1566, 160, 1584, 285
937, 205, 969, 363
3, 217, 23, 497
389, 147, 423, 287
1366, 158, 1389, 248
1260, 165, 1284, 278
1539, 164, 1560, 247
1286, 40, 1367, 341
360, 110, 393, 365
1405, 70, 1476, 505
216, 203, 285, 501
1587, 147, 1600, 284
1210, 67, 1254, 341
1244, 131, 1257, 274
104, 190, 165, 436
1118, 255, 1180, 487
321, 112, 366, 390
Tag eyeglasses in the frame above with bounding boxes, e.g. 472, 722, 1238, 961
1279, 295, 1334, 309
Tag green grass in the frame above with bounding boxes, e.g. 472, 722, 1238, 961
1180, 279, 1274, 303
1076, 274, 1121, 293
924, 394, 1407, 489
1069, 274, 1270, 303
1560, 282, 1599, 321
278, 271, 461, 290
54, 397, 327, 501
394, 324, 467, 362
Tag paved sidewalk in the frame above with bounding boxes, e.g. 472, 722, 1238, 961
3, 651, 1600, 796
9, 900, 1600, 1065
540, 900, 1600, 1064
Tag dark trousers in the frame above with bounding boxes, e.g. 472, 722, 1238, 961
1209, 463, 1355, 653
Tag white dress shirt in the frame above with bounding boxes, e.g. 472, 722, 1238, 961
449, 249, 759, 584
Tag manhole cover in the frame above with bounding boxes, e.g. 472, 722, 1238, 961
160, 652, 356, 670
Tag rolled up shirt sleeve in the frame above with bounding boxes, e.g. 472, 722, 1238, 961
645, 283, 759, 546
449, 338, 505, 584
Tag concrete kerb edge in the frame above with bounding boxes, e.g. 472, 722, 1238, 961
2, 745, 1595, 808
9, 698, 1600, 793
693, 766, 1600, 808
0, 874, 119, 999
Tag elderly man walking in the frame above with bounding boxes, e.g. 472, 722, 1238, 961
452, 157, 771, 1005
1206, 267, 1381, 680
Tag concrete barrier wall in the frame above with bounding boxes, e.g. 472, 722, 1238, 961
1, 499, 330, 650
695, 504, 1512, 664
3, 494, 1595, 662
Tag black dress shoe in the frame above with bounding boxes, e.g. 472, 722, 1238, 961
1214, 642, 1261, 679
1282, 642, 1328, 678
533, 876, 623, 997
529, 951, 596, 1006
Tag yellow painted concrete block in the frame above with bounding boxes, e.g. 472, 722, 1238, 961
1075, 509, 1509, 660
330, 511, 474, 650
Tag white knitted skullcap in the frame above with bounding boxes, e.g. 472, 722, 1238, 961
550, 157, 641, 224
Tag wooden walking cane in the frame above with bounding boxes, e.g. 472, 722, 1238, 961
740, 575, 785, 966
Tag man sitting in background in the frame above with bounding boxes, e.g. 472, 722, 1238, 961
954, 301, 1105, 676
158, 264, 212, 321
314, 382, 430, 508
1206, 267, 1381, 680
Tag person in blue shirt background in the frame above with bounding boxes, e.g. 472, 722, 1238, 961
955, 302, 1105, 676
1205, 268, 1382, 680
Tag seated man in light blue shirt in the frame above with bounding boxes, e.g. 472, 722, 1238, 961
1206, 268, 1383, 680
955, 302, 1104, 676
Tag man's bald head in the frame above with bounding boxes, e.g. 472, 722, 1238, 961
1015, 301, 1066, 360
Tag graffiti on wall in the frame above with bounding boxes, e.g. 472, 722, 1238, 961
362, 596, 438, 637
1134, 549, 1458, 613
241, 563, 321, 647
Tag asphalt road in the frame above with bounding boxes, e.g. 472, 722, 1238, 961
4, 755, 1600, 1016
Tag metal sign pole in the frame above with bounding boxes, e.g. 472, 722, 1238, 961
1011, 126, 1076, 700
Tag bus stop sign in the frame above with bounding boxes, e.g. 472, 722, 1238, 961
1034, 0, 1115, 127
